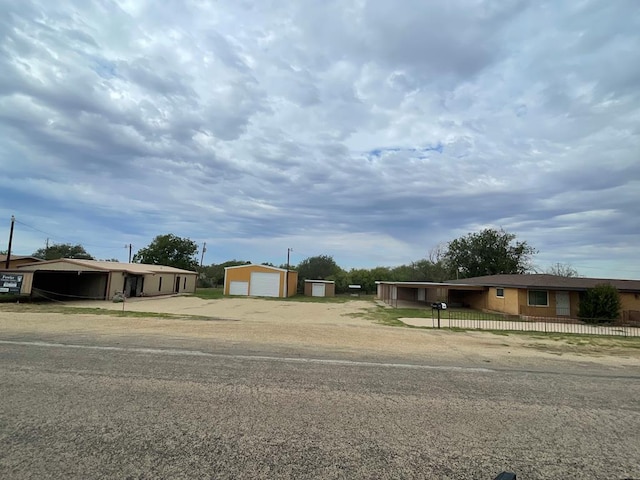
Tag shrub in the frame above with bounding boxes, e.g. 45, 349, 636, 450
578, 284, 621, 324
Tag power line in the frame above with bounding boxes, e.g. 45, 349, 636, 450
13, 218, 127, 250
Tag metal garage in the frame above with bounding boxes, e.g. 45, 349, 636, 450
223, 264, 298, 298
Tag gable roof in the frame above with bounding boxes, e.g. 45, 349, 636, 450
224, 263, 289, 272
0, 254, 43, 263
15, 258, 197, 275
447, 274, 640, 292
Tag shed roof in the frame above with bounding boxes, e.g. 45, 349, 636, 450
447, 274, 640, 292
304, 279, 335, 284
16, 258, 197, 275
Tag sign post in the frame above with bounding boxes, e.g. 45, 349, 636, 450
0, 273, 24, 294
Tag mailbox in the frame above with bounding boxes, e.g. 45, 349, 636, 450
431, 302, 447, 310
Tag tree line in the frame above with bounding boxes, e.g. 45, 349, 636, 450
22, 229, 582, 294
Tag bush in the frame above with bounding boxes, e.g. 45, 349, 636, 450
578, 284, 621, 323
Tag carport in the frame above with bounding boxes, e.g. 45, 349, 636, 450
32, 270, 109, 300
376, 281, 487, 308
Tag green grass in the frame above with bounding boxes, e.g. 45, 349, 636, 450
193, 288, 375, 303
523, 332, 640, 348
0, 302, 204, 320
355, 305, 640, 347
269, 294, 376, 304
0, 294, 31, 303
350, 305, 419, 327
193, 287, 225, 300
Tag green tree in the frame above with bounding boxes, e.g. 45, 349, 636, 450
444, 228, 536, 279
348, 268, 376, 294
296, 255, 343, 291
133, 234, 199, 271
296, 255, 342, 280
33, 243, 94, 260
327, 270, 351, 294
578, 284, 621, 323
201, 260, 252, 287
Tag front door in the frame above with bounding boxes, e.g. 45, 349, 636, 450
175, 276, 181, 293
556, 291, 570, 316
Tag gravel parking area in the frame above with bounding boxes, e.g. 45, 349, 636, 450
1, 296, 639, 370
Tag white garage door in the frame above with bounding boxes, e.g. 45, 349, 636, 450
250, 272, 280, 297
312, 283, 326, 297
229, 281, 249, 296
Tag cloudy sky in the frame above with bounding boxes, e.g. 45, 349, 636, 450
1, 0, 639, 278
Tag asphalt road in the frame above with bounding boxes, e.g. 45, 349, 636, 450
1, 337, 639, 479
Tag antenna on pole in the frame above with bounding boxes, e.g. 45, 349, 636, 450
200, 242, 207, 268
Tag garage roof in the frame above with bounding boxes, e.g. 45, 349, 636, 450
16, 258, 197, 275
224, 264, 289, 272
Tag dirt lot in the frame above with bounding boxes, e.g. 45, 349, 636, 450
1, 296, 639, 369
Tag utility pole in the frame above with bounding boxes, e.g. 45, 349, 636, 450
285, 247, 292, 297
128, 244, 132, 263
5, 215, 15, 269
200, 242, 207, 268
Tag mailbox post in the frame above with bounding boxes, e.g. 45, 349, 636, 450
431, 302, 447, 329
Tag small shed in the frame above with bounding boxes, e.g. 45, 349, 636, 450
304, 280, 335, 297
224, 264, 298, 298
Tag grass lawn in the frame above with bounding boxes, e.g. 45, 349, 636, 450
193, 288, 376, 303
0, 302, 201, 319
269, 294, 376, 303
193, 287, 225, 300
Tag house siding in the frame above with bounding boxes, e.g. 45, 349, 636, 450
620, 292, 640, 313
486, 287, 519, 315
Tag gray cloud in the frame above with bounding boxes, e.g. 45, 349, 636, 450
0, 0, 638, 277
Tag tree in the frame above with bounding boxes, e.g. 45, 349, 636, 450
545, 263, 580, 277
578, 284, 621, 323
33, 243, 94, 260
133, 234, 199, 271
444, 228, 536, 279
200, 260, 251, 287
296, 255, 342, 292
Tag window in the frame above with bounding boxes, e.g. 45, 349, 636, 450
528, 290, 548, 306
159, 277, 163, 291
496, 288, 504, 298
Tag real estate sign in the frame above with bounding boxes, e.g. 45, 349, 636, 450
0, 273, 23, 294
